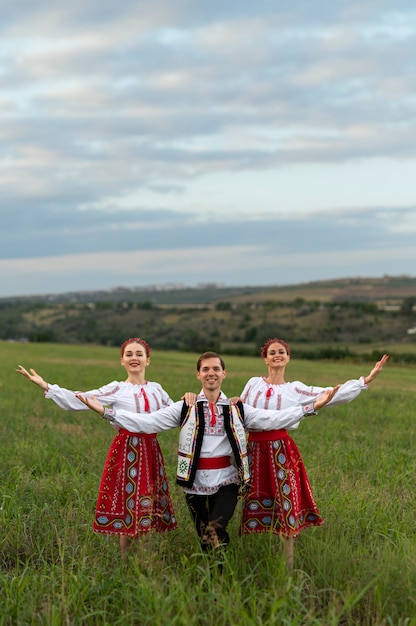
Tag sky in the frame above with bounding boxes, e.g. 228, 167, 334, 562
1, 0, 416, 298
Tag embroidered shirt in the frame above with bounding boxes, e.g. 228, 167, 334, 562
241, 376, 367, 429
45, 380, 173, 413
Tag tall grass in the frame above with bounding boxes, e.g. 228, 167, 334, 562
1, 341, 415, 625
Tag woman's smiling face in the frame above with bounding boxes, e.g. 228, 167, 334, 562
121, 341, 150, 374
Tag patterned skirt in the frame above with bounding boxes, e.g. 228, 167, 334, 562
240, 430, 323, 537
93, 429, 178, 536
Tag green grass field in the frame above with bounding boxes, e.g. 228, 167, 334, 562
1, 342, 415, 625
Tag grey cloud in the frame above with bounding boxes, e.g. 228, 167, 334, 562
2, 205, 415, 298
1, 205, 414, 260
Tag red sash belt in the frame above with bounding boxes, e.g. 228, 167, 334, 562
248, 429, 287, 442
118, 429, 157, 440
197, 456, 231, 470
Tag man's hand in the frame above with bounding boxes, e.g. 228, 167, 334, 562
75, 393, 105, 416
313, 385, 341, 411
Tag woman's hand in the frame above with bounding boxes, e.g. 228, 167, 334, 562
181, 392, 197, 405
16, 365, 48, 391
364, 354, 389, 385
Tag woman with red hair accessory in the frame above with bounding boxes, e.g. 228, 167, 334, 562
17, 337, 178, 561
239, 338, 389, 569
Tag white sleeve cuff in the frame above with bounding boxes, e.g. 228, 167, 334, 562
103, 407, 116, 422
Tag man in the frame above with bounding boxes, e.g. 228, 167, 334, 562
77, 351, 338, 553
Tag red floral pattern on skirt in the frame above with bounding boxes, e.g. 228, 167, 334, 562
93, 430, 177, 536
240, 434, 323, 537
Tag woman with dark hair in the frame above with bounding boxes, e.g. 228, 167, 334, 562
239, 338, 389, 569
16, 338, 178, 560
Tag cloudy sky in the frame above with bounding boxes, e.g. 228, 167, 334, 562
1, 1, 416, 298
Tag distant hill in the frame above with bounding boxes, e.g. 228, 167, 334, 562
1, 275, 416, 361
2, 274, 416, 306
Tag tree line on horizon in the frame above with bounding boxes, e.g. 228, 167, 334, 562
1, 289, 416, 363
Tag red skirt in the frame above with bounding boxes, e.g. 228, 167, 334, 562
240, 430, 323, 537
93, 430, 177, 536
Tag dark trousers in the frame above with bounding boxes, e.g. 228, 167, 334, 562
185, 483, 239, 551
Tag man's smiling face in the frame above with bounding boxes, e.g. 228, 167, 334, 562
196, 356, 226, 394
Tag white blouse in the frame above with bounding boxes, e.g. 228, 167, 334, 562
45, 380, 173, 414
241, 376, 367, 430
